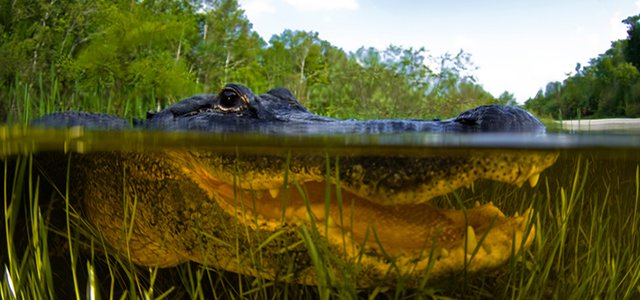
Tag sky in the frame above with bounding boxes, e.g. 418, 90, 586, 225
237, 0, 640, 103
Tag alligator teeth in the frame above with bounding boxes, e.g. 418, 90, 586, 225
440, 248, 449, 258
528, 173, 541, 187
269, 188, 280, 199
465, 226, 477, 253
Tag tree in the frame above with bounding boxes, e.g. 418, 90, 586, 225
70, 0, 198, 113
0, 0, 506, 121
497, 91, 517, 106
263, 30, 327, 101
192, 0, 262, 92
0, 0, 101, 119
526, 13, 640, 119
623, 15, 640, 71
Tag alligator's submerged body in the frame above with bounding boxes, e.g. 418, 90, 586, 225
35, 84, 558, 287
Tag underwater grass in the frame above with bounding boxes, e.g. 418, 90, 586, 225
2, 151, 640, 299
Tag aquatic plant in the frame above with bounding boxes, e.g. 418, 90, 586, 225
2, 150, 640, 299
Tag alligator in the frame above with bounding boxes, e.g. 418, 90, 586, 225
34, 84, 558, 287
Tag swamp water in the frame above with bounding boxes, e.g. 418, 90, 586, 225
1, 126, 640, 299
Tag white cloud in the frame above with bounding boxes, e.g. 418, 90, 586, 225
239, 0, 277, 16
453, 34, 475, 51
609, 11, 628, 40
284, 0, 359, 12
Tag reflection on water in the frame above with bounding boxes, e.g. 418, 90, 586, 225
3, 125, 640, 157
1, 125, 640, 297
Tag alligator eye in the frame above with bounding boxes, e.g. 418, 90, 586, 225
217, 87, 249, 112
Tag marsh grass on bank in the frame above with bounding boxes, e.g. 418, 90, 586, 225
2, 151, 640, 299
1, 78, 153, 128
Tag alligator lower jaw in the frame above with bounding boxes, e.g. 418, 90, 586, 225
201, 178, 535, 281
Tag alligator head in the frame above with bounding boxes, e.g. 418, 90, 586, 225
142, 83, 547, 133
33, 84, 558, 287
36, 83, 547, 134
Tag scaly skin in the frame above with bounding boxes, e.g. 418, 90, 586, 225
33, 83, 557, 286
63, 149, 557, 287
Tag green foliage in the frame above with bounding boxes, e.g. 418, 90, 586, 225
526, 14, 640, 119
624, 15, 640, 71
70, 0, 198, 111
0, 0, 99, 120
263, 30, 329, 102
497, 91, 518, 106
193, 0, 263, 92
1, 0, 505, 122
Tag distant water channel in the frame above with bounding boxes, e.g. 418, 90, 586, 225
560, 118, 640, 133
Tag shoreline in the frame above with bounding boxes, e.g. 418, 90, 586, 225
558, 118, 640, 131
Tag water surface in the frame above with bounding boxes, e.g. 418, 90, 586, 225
3, 125, 640, 156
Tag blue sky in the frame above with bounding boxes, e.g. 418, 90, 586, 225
238, 0, 640, 103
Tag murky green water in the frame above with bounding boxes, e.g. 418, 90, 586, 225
2, 126, 640, 299
3, 125, 640, 154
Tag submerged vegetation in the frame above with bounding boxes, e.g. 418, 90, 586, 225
2, 149, 640, 299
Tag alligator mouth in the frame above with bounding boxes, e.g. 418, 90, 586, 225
221, 181, 532, 253
182, 161, 537, 278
